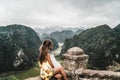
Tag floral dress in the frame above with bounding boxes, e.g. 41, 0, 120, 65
39, 61, 54, 80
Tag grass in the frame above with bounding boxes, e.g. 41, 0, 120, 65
14, 66, 39, 79
0, 62, 40, 80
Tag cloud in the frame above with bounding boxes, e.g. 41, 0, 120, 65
0, 0, 120, 28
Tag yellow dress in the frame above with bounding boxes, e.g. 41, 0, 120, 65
38, 61, 53, 80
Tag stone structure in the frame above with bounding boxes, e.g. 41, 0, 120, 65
62, 47, 89, 71
62, 47, 120, 80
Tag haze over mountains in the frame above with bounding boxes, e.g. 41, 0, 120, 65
33, 26, 85, 43
33, 26, 85, 34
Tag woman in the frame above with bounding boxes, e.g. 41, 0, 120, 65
38, 39, 68, 80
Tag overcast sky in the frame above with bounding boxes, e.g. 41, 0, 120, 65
0, 0, 120, 28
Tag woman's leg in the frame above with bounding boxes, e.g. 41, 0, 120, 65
54, 74, 62, 80
53, 67, 68, 80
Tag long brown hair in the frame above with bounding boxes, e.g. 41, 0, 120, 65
38, 39, 53, 64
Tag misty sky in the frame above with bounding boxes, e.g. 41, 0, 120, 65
0, 0, 120, 28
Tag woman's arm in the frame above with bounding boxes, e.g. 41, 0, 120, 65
38, 61, 41, 68
46, 53, 54, 68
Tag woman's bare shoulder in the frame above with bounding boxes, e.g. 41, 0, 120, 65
46, 53, 51, 61
39, 45, 42, 50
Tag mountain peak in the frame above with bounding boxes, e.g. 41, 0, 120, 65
96, 24, 110, 29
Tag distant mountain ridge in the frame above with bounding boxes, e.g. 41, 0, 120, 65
34, 27, 84, 43
50, 30, 75, 43
33, 26, 85, 34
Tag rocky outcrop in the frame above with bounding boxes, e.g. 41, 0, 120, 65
61, 24, 120, 70
0, 24, 42, 73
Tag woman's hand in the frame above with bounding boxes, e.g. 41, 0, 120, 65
45, 69, 51, 74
